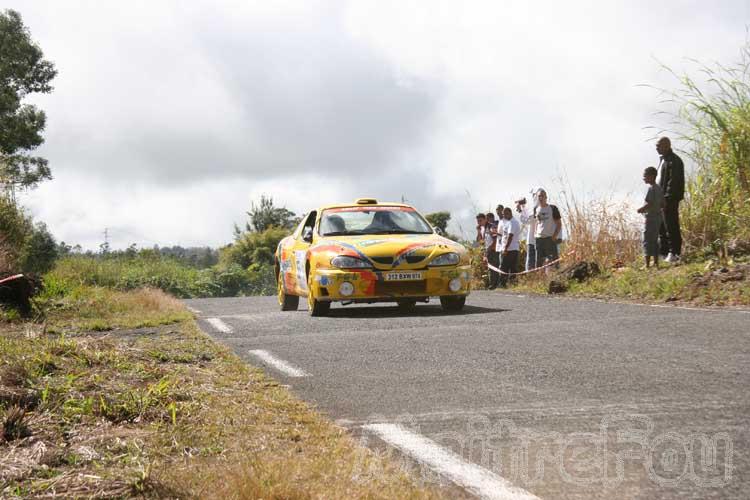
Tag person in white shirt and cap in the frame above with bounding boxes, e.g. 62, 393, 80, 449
515, 187, 544, 271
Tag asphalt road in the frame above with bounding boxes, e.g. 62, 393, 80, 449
185, 292, 750, 499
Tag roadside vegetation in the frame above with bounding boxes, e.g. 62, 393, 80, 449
1, 286, 439, 498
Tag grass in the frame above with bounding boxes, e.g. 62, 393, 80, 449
47, 254, 277, 299
508, 259, 750, 307
1, 287, 441, 498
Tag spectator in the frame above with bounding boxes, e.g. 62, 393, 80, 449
534, 189, 562, 268
475, 213, 487, 247
498, 207, 521, 287
485, 212, 500, 289
495, 204, 504, 224
637, 166, 665, 269
516, 188, 543, 271
656, 136, 685, 263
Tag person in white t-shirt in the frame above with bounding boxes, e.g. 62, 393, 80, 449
534, 189, 562, 268
498, 207, 521, 287
516, 187, 543, 271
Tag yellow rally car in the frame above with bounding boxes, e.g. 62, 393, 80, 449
275, 198, 472, 316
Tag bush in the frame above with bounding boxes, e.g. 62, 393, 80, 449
20, 222, 57, 274
45, 253, 276, 299
219, 227, 289, 269
0, 198, 59, 274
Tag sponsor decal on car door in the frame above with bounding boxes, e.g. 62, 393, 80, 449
294, 250, 308, 292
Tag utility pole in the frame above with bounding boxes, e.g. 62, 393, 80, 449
100, 227, 110, 254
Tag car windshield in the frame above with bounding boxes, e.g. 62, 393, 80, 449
319, 206, 434, 236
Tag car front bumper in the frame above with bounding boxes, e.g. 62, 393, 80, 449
310, 265, 472, 302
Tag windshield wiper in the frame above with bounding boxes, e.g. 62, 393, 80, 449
372, 230, 432, 234
321, 231, 364, 236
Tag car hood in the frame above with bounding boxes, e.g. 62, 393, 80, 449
310, 233, 467, 270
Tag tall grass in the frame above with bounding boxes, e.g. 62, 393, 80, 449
650, 41, 750, 252
557, 177, 641, 269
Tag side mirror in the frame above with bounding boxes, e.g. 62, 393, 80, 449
302, 227, 313, 243
434, 227, 445, 236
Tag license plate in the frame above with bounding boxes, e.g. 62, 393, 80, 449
383, 271, 423, 281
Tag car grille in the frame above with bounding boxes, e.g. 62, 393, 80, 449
372, 255, 425, 265
371, 256, 393, 265
374, 280, 427, 296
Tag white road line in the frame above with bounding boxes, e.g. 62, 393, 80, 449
644, 302, 750, 313
529, 293, 750, 315
598, 298, 750, 314
248, 350, 310, 377
363, 423, 539, 500
206, 317, 232, 333
187, 306, 201, 314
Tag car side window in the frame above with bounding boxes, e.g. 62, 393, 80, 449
293, 213, 308, 239
300, 211, 317, 243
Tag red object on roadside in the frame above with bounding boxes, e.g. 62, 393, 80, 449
0, 274, 24, 285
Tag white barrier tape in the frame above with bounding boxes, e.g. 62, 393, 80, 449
485, 251, 574, 276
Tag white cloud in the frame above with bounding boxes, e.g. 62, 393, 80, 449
12, 0, 750, 246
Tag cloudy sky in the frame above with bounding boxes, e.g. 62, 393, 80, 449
13, 0, 750, 249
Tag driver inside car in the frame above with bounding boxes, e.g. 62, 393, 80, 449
320, 214, 347, 235
365, 211, 397, 232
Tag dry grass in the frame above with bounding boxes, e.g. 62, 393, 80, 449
556, 179, 641, 270
40, 286, 192, 332
156, 323, 442, 500
1, 288, 442, 499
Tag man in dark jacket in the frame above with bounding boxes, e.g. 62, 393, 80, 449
656, 137, 685, 262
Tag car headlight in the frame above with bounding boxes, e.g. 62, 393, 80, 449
429, 252, 460, 266
331, 255, 372, 269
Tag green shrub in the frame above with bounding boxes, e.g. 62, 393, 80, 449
45, 253, 275, 298
220, 227, 289, 269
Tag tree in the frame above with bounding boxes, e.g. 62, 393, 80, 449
239, 195, 298, 234
220, 226, 289, 269
0, 9, 57, 197
425, 211, 461, 241
425, 211, 451, 234
20, 221, 57, 273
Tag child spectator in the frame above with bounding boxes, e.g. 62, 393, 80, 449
637, 166, 665, 269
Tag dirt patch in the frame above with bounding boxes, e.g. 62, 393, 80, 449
690, 264, 749, 286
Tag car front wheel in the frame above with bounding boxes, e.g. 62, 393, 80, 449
307, 276, 330, 317
440, 295, 466, 313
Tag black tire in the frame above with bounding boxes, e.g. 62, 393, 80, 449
308, 297, 331, 317
277, 275, 299, 311
440, 295, 466, 313
280, 292, 299, 311
306, 271, 330, 317
396, 299, 417, 312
